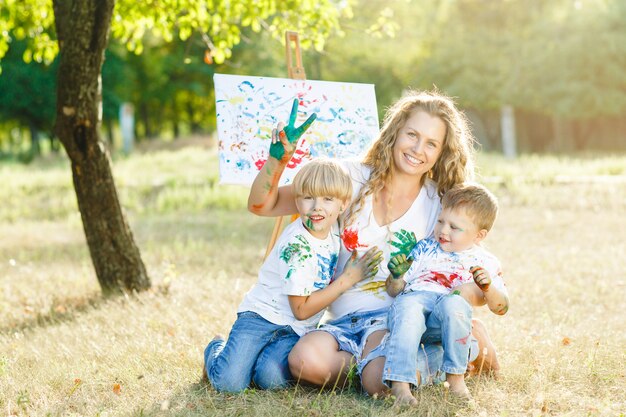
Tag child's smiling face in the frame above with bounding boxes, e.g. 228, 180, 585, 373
295, 195, 347, 239
434, 207, 487, 253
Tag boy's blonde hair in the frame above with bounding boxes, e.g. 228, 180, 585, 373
344, 89, 475, 227
442, 183, 499, 231
292, 159, 352, 202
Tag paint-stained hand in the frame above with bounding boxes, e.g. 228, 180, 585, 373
269, 98, 317, 162
388, 254, 413, 279
342, 247, 383, 285
470, 266, 491, 292
390, 229, 417, 258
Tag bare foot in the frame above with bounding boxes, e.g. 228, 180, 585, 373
391, 381, 417, 407
201, 335, 225, 383
446, 374, 471, 399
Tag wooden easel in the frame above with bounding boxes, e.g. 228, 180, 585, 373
263, 31, 307, 260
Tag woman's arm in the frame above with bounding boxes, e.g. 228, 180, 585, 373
247, 99, 316, 217
288, 247, 382, 320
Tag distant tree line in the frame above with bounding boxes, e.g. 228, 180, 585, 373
1, 0, 625, 161
309, 0, 626, 153
0, 35, 218, 159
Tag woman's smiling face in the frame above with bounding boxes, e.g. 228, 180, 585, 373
392, 110, 446, 179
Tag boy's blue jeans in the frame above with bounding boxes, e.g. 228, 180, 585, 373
204, 311, 299, 393
382, 291, 473, 387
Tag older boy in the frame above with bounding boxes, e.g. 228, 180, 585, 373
203, 159, 382, 392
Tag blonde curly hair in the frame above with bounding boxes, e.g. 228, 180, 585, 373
344, 90, 475, 228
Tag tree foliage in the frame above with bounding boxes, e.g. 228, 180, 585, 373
0, 0, 352, 72
413, 0, 626, 118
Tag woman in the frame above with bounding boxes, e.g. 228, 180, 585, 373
248, 91, 498, 396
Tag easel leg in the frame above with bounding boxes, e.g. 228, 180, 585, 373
263, 31, 307, 259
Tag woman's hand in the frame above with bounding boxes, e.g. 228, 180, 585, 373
340, 247, 383, 285
269, 98, 317, 163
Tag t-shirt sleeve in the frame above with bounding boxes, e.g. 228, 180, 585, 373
487, 257, 508, 296
277, 236, 320, 296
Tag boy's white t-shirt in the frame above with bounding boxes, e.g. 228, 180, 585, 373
403, 238, 507, 296
238, 220, 340, 336
324, 160, 442, 320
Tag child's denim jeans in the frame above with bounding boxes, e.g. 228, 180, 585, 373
382, 291, 473, 387
204, 311, 299, 393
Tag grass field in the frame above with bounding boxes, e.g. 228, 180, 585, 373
1, 142, 625, 416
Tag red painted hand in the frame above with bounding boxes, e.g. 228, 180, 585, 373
470, 266, 491, 292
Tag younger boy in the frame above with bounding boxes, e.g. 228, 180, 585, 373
383, 183, 509, 404
203, 159, 382, 393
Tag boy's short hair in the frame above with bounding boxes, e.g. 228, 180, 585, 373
292, 159, 352, 202
442, 183, 498, 231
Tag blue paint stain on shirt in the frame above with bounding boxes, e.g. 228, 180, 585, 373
317, 253, 338, 286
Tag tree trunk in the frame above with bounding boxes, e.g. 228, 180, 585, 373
140, 102, 151, 139
187, 100, 200, 134
53, 0, 150, 295
49, 134, 60, 153
29, 122, 40, 156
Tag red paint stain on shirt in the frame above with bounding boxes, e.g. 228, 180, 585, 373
426, 272, 464, 289
341, 228, 368, 252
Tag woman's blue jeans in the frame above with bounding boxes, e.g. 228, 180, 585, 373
382, 291, 473, 387
204, 311, 300, 393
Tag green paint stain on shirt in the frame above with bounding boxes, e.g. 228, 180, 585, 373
280, 235, 313, 266
389, 229, 417, 257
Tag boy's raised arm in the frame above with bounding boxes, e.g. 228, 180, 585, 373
248, 99, 317, 217
288, 247, 382, 320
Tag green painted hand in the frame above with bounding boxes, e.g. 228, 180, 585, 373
389, 229, 417, 258
269, 98, 317, 162
388, 254, 413, 279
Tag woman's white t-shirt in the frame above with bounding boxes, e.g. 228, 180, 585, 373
324, 160, 442, 320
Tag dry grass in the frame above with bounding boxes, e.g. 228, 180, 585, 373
0, 147, 625, 416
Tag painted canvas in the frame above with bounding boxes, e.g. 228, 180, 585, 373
214, 73, 379, 185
